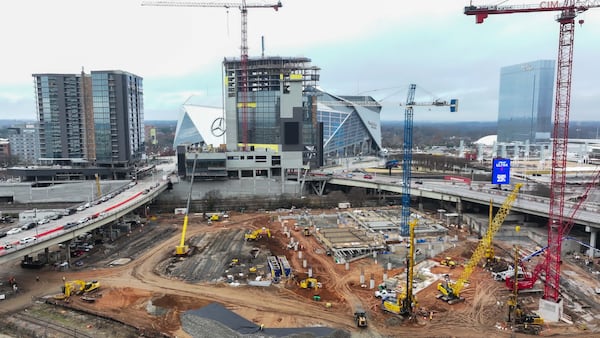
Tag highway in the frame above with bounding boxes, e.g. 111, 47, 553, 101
0, 171, 171, 264
323, 171, 600, 230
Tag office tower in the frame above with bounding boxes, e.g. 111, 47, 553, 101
497, 60, 554, 143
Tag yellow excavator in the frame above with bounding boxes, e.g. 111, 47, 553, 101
382, 219, 418, 317
299, 278, 319, 289
440, 256, 456, 268
54, 280, 100, 300
437, 183, 522, 304
244, 227, 271, 241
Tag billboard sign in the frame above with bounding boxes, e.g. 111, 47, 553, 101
492, 158, 511, 184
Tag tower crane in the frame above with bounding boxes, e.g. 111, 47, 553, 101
465, 0, 600, 304
400, 84, 457, 236
141, 0, 282, 150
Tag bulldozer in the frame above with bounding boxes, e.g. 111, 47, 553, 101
440, 256, 456, 269
244, 227, 271, 241
299, 278, 319, 289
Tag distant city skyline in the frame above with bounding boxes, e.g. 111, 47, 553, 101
1, 1, 599, 122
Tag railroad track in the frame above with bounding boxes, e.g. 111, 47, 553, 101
10, 312, 94, 338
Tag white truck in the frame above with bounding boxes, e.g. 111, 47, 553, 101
374, 289, 397, 300
492, 265, 524, 281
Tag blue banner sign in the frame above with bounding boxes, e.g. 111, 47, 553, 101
492, 158, 511, 184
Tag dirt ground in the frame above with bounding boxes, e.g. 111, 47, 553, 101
1, 210, 598, 338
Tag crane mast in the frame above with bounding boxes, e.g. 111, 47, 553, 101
141, 0, 282, 150
400, 85, 457, 236
464, 0, 599, 303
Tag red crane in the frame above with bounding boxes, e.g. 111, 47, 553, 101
142, 0, 282, 150
465, 1, 599, 302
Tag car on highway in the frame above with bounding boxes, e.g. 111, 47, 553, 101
6, 227, 22, 235
19, 236, 37, 244
78, 217, 89, 224
0, 231, 6, 239
21, 222, 37, 230
363, 174, 373, 179
64, 222, 78, 230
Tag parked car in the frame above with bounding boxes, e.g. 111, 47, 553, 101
19, 236, 37, 244
7, 227, 22, 235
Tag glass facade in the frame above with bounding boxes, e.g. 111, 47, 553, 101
92, 70, 144, 163
34, 74, 85, 159
34, 70, 144, 164
497, 60, 554, 143
309, 89, 382, 161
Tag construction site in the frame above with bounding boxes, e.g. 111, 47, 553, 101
1, 193, 600, 337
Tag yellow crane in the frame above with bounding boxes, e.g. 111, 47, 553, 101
437, 183, 522, 304
176, 153, 198, 256
382, 219, 418, 317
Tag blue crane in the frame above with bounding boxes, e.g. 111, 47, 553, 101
400, 84, 457, 235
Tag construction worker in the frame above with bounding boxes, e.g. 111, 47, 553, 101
260, 324, 264, 331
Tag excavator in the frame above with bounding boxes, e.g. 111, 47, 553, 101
437, 183, 522, 304
244, 227, 271, 241
299, 277, 319, 289
440, 256, 456, 269
382, 219, 418, 317
54, 280, 100, 300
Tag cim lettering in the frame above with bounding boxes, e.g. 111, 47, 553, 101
540, 1, 561, 8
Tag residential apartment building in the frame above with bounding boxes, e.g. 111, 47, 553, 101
33, 69, 144, 166
7, 123, 40, 165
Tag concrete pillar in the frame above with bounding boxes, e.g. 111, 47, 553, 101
308, 267, 312, 278
303, 259, 307, 268
298, 251, 302, 259
45, 247, 50, 264
360, 268, 365, 284
383, 272, 387, 281
588, 229, 598, 259
345, 262, 350, 271
369, 273, 375, 289
387, 262, 392, 271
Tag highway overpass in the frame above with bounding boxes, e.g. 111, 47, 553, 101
0, 176, 169, 265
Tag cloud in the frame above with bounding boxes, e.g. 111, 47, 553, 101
1, 0, 599, 121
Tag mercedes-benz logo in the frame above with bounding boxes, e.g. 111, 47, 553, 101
211, 117, 226, 137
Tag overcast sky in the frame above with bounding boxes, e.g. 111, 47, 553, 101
1, 0, 599, 122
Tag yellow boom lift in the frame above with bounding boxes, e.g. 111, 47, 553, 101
382, 219, 418, 317
176, 153, 198, 256
437, 183, 522, 304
